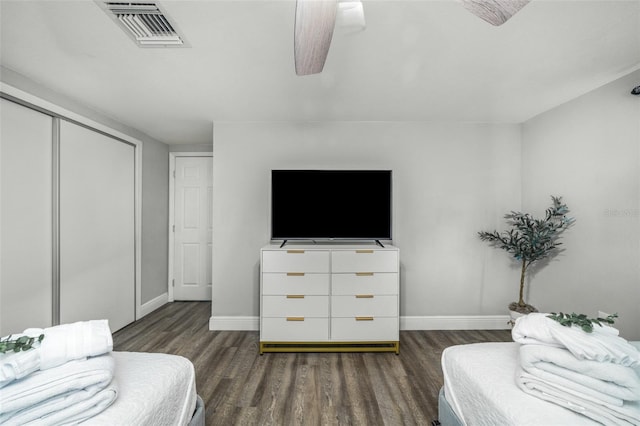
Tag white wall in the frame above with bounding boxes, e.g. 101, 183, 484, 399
211, 121, 522, 326
141, 140, 170, 304
522, 70, 640, 340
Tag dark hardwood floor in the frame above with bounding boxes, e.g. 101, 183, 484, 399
113, 302, 512, 425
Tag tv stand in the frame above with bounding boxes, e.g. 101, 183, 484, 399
279, 240, 287, 248
259, 243, 399, 354
375, 240, 385, 248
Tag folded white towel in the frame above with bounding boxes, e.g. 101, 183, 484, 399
0, 354, 116, 425
512, 313, 640, 367
0, 347, 40, 387
26, 320, 113, 370
22, 380, 117, 426
519, 344, 640, 405
517, 366, 640, 426
0, 320, 113, 388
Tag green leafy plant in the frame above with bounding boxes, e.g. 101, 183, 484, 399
548, 312, 618, 333
0, 334, 44, 354
478, 196, 575, 314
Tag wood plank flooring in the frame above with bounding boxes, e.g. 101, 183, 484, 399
113, 302, 512, 425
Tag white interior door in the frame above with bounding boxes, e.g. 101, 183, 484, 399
59, 120, 135, 332
0, 99, 53, 336
173, 156, 212, 301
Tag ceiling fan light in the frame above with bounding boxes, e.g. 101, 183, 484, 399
338, 1, 365, 29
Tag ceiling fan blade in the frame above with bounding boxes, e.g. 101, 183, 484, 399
460, 0, 530, 26
294, 0, 338, 76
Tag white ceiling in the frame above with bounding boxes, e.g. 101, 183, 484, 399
1, 0, 639, 146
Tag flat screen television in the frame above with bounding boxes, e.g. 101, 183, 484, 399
271, 170, 392, 242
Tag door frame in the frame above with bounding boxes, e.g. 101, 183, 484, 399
168, 152, 213, 302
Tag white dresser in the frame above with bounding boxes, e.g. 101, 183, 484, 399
260, 243, 399, 354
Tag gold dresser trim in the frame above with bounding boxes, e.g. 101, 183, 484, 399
259, 341, 400, 355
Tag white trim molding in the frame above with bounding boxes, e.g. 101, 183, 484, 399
168, 152, 213, 302
208, 315, 511, 331
210, 316, 260, 331
401, 315, 511, 330
139, 292, 169, 318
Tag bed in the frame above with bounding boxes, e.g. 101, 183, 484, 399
437, 342, 600, 425
85, 351, 205, 426
0, 320, 205, 425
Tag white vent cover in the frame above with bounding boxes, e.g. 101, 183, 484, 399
102, 2, 187, 47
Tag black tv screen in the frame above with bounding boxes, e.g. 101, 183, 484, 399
271, 170, 392, 240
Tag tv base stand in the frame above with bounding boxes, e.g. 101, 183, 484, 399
278, 239, 387, 248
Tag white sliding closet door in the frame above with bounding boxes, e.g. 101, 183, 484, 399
59, 120, 135, 332
0, 99, 53, 336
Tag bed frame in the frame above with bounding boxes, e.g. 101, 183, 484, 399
190, 396, 205, 426
433, 387, 463, 426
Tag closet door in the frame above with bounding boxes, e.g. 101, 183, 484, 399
59, 120, 135, 332
0, 99, 53, 336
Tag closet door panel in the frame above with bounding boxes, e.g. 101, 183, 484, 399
59, 120, 135, 332
0, 99, 53, 336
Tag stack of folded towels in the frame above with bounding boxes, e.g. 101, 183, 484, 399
512, 313, 640, 425
0, 320, 117, 425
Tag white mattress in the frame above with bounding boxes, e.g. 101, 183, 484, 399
84, 351, 197, 426
442, 342, 598, 426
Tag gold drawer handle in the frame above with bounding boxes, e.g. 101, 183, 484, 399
286, 295, 305, 299
355, 316, 374, 321
356, 272, 374, 276
287, 272, 305, 276
355, 249, 374, 254
287, 250, 305, 254
286, 317, 305, 321
356, 295, 374, 298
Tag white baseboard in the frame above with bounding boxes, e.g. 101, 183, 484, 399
401, 315, 511, 330
209, 316, 260, 331
208, 315, 510, 331
139, 292, 169, 318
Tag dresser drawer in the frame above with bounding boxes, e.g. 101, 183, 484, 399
262, 273, 329, 295
331, 272, 397, 295
261, 317, 329, 341
331, 295, 397, 317
262, 250, 330, 273
262, 295, 329, 317
331, 317, 399, 341
331, 250, 398, 273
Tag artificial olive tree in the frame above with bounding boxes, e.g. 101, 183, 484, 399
479, 196, 574, 314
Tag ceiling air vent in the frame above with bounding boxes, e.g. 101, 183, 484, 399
101, 2, 188, 47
